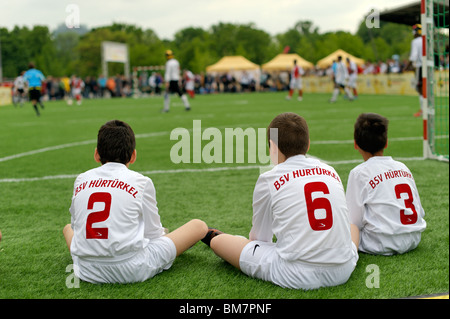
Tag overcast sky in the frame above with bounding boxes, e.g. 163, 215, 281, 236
1, 0, 414, 39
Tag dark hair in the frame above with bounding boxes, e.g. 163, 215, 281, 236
267, 112, 309, 158
96, 120, 136, 165
354, 113, 388, 154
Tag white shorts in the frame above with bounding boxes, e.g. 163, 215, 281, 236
289, 78, 302, 90
185, 81, 195, 91
72, 236, 177, 284
239, 241, 358, 290
72, 89, 82, 96
359, 231, 422, 256
348, 75, 357, 88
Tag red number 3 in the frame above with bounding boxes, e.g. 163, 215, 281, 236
394, 184, 418, 225
86, 192, 111, 239
304, 182, 333, 231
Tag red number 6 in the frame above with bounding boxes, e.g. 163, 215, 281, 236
304, 182, 333, 231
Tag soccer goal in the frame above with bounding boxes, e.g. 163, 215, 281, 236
421, 0, 449, 161
131, 65, 165, 97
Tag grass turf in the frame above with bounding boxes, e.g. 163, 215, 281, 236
0, 92, 448, 300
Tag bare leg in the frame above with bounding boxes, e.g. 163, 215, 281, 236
210, 234, 251, 270
350, 224, 360, 250
63, 224, 74, 251
165, 219, 208, 256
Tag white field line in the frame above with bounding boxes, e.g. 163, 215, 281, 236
0, 132, 438, 183
0, 132, 169, 163
0, 134, 439, 163
0, 157, 427, 183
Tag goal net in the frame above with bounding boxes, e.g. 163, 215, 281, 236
422, 0, 449, 161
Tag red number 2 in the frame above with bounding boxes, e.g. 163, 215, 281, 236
86, 192, 111, 239
394, 184, 418, 225
304, 182, 333, 231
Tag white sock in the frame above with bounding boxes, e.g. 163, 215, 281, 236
331, 88, 339, 101
164, 93, 170, 111
181, 94, 190, 108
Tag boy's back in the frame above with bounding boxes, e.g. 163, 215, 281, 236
252, 155, 355, 265
70, 162, 165, 261
346, 156, 426, 255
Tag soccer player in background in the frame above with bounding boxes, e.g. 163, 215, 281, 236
202, 113, 359, 290
329, 56, 353, 102
162, 50, 190, 112
63, 120, 208, 284
405, 24, 424, 117
13, 71, 26, 107
23, 62, 45, 116
69, 75, 85, 106
346, 113, 426, 255
183, 69, 195, 98
346, 57, 358, 99
285, 60, 304, 101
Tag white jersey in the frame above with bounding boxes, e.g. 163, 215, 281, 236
334, 61, 348, 85
409, 36, 422, 68
69, 162, 166, 262
165, 58, 180, 82
289, 65, 304, 89
346, 156, 426, 255
184, 70, 195, 91
14, 76, 25, 90
348, 61, 357, 78
251, 155, 355, 265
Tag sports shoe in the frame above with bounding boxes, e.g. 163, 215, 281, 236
414, 110, 422, 117
201, 228, 224, 246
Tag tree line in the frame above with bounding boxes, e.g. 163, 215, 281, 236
0, 19, 413, 79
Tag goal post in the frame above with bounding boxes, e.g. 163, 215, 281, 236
421, 0, 449, 161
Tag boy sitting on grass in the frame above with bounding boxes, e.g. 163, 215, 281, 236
63, 120, 208, 284
202, 112, 359, 290
346, 113, 426, 255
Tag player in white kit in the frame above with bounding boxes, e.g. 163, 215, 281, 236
405, 24, 424, 117
346, 113, 426, 255
162, 50, 190, 112
63, 120, 208, 284
329, 55, 353, 102
202, 113, 359, 290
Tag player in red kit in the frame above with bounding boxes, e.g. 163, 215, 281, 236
286, 60, 304, 101
69, 75, 85, 106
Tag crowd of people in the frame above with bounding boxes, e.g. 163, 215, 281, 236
9, 50, 449, 108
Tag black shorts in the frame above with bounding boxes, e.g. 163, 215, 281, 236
167, 81, 183, 97
415, 67, 423, 94
29, 88, 41, 101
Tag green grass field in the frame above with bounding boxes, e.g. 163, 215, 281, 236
0, 92, 448, 301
